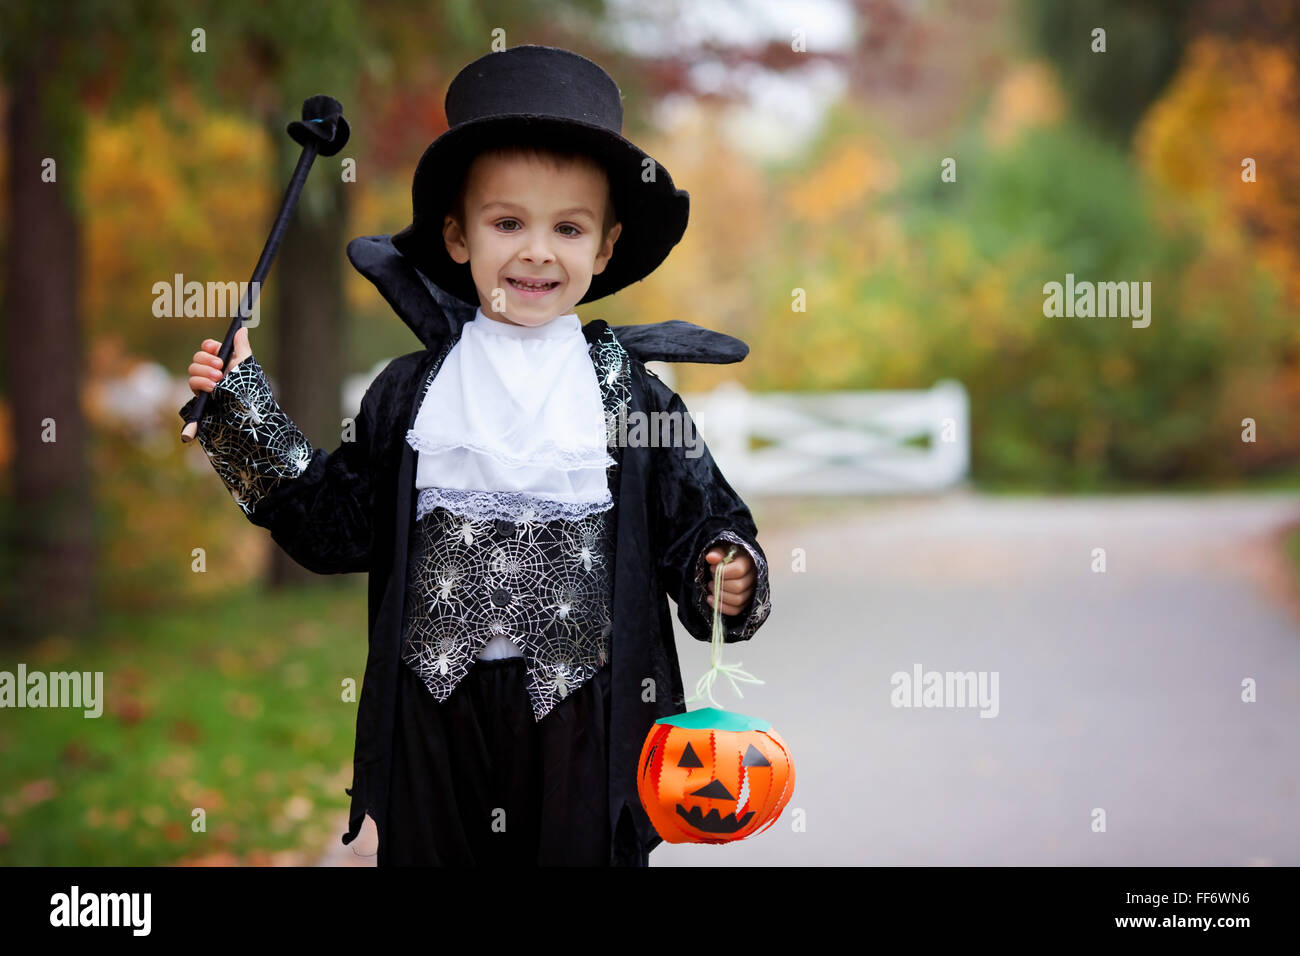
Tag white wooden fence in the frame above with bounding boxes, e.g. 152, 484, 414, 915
676, 379, 970, 495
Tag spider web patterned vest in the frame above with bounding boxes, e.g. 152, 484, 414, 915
399, 324, 632, 720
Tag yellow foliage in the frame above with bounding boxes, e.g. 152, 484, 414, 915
983, 60, 1066, 149
84, 90, 271, 345
934, 226, 974, 282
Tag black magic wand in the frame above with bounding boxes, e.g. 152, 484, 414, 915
180, 94, 350, 443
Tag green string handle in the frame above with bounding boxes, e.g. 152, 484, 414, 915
685, 543, 765, 709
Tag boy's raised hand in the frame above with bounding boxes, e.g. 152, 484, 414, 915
187, 326, 253, 397
703, 544, 756, 616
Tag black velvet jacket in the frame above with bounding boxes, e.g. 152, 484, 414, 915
180, 235, 772, 861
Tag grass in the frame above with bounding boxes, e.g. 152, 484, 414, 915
0, 577, 369, 866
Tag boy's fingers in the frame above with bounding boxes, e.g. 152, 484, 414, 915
709, 569, 753, 590
704, 546, 756, 612
715, 561, 751, 579
705, 548, 749, 570
230, 328, 252, 367
709, 581, 753, 604
707, 593, 751, 614
716, 585, 754, 603
712, 574, 754, 598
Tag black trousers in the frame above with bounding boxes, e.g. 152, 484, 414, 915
380, 656, 648, 866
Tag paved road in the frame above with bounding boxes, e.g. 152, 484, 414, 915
318, 492, 1300, 866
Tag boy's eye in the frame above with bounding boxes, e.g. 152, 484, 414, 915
494, 219, 582, 237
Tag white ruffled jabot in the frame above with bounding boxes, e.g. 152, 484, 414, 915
407, 307, 614, 523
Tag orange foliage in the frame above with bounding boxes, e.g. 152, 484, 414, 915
782, 140, 899, 225
1136, 36, 1300, 309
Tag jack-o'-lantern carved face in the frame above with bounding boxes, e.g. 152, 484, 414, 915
637, 708, 794, 844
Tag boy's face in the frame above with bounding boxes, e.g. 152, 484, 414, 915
442, 151, 621, 328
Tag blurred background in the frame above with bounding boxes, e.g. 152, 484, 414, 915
1, 0, 1297, 865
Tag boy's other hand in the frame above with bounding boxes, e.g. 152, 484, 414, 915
187, 327, 253, 397
703, 544, 756, 616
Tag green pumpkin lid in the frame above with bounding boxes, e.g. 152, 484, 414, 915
655, 707, 770, 733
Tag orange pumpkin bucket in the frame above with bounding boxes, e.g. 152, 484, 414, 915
636, 545, 795, 844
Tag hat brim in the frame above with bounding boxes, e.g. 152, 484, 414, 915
391, 115, 689, 307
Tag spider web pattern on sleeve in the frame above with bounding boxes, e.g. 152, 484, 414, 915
191, 355, 314, 516
692, 529, 772, 642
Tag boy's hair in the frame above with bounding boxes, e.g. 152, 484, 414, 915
446, 143, 621, 240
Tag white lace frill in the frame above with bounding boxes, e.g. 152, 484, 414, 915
414, 486, 614, 522
407, 308, 617, 524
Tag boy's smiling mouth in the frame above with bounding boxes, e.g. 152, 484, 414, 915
506, 276, 561, 296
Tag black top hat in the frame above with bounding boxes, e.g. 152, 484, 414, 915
391, 45, 690, 307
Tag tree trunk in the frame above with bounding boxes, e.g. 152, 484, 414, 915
268, 126, 351, 590
2, 47, 96, 643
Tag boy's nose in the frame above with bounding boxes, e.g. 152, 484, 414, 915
520, 238, 555, 264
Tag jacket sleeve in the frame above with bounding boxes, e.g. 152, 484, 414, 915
178, 354, 375, 575
644, 368, 771, 644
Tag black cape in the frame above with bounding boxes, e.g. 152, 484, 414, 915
234, 235, 771, 860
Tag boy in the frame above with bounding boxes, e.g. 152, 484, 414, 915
181, 44, 771, 866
